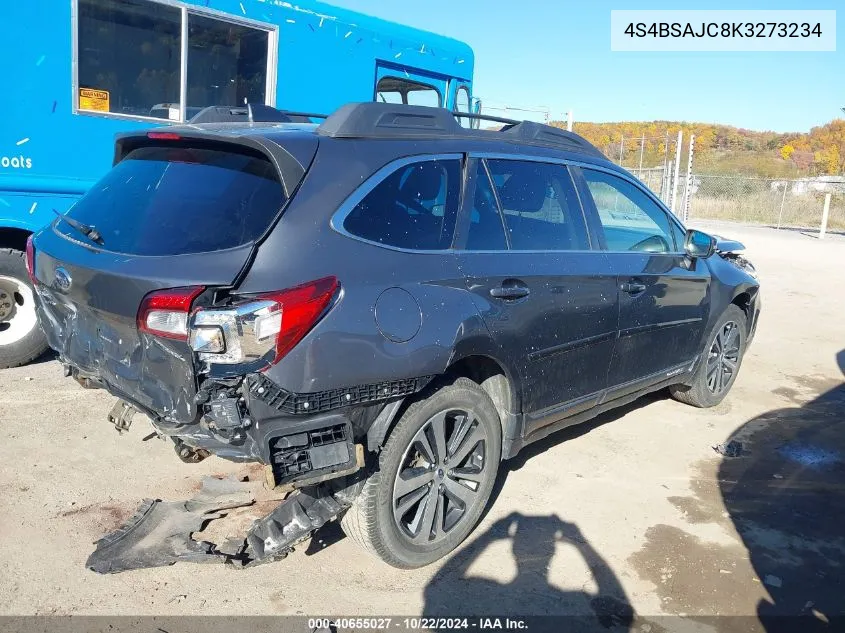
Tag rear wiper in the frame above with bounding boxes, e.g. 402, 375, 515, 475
53, 209, 104, 245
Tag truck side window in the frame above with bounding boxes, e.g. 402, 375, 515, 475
77, 0, 182, 119
187, 14, 270, 110
376, 77, 441, 107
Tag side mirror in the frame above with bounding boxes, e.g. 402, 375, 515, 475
684, 229, 716, 258
470, 97, 482, 130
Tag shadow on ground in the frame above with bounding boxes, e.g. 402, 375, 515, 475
422, 512, 635, 631
719, 365, 845, 630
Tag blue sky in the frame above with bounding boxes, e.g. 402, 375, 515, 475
330, 0, 842, 133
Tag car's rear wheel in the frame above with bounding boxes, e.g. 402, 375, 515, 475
341, 377, 501, 568
0, 248, 48, 369
670, 304, 747, 408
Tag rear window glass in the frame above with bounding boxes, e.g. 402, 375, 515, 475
58, 145, 285, 255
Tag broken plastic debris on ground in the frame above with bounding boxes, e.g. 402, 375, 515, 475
86, 476, 350, 574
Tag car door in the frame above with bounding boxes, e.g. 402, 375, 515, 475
455, 157, 619, 434
572, 166, 711, 396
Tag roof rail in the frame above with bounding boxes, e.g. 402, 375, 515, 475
316, 103, 604, 157
189, 104, 328, 125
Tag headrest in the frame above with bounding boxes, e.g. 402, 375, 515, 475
496, 171, 546, 213
400, 162, 444, 201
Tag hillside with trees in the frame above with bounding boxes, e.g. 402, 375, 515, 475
553, 118, 845, 178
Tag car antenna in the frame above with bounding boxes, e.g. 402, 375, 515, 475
53, 209, 103, 245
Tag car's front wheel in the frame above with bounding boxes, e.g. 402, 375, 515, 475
341, 377, 502, 568
0, 248, 49, 369
670, 304, 747, 408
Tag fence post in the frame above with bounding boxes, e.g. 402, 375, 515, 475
819, 193, 832, 239
638, 135, 645, 173
682, 134, 695, 223
776, 183, 788, 229
670, 130, 683, 214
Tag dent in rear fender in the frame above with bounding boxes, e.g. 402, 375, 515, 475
263, 279, 490, 394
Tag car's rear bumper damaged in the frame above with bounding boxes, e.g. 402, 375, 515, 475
65, 363, 428, 573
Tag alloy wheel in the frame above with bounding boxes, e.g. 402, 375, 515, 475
392, 408, 490, 544
706, 321, 741, 394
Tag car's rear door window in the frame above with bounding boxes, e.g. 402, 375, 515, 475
342, 159, 461, 250
581, 168, 677, 253
485, 159, 589, 251
57, 145, 285, 255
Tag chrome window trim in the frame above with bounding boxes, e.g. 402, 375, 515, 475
331, 151, 690, 256
71, 0, 278, 124
329, 153, 464, 254
467, 152, 687, 255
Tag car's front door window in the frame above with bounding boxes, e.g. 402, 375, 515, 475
581, 169, 677, 253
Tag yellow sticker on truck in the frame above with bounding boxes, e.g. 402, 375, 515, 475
79, 88, 110, 112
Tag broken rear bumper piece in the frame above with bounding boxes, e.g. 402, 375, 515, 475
87, 477, 357, 574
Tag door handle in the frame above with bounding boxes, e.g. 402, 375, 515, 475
490, 285, 530, 300
620, 281, 647, 294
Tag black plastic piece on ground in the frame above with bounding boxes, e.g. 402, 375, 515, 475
245, 487, 349, 563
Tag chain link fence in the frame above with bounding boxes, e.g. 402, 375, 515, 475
684, 175, 845, 231
599, 133, 845, 233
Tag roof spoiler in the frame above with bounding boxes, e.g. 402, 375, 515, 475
189, 104, 328, 124
315, 102, 603, 156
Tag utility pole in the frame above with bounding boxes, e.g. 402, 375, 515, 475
567, 110, 573, 132
619, 135, 625, 166
670, 130, 683, 214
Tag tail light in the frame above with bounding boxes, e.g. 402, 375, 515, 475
25, 235, 37, 285
190, 277, 339, 368
137, 286, 205, 340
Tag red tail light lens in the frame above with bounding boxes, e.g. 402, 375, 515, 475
137, 286, 205, 340
189, 276, 339, 368
25, 235, 37, 285
261, 276, 339, 364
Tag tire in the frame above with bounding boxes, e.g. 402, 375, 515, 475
670, 304, 747, 408
0, 248, 49, 369
341, 377, 502, 568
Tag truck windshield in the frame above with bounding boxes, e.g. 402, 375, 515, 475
57, 145, 285, 256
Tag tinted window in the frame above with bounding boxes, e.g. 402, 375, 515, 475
78, 0, 181, 119
582, 169, 675, 253
376, 77, 441, 107
187, 14, 269, 109
343, 160, 460, 250
465, 164, 507, 251
485, 160, 589, 251
58, 145, 284, 255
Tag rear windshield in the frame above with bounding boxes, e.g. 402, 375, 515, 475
58, 145, 285, 255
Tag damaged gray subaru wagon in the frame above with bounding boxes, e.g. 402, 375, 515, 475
28, 103, 760, 570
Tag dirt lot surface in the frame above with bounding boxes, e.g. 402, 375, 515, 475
1, 222, 843, 629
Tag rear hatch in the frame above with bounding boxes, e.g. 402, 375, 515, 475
32, 131, 316, 423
